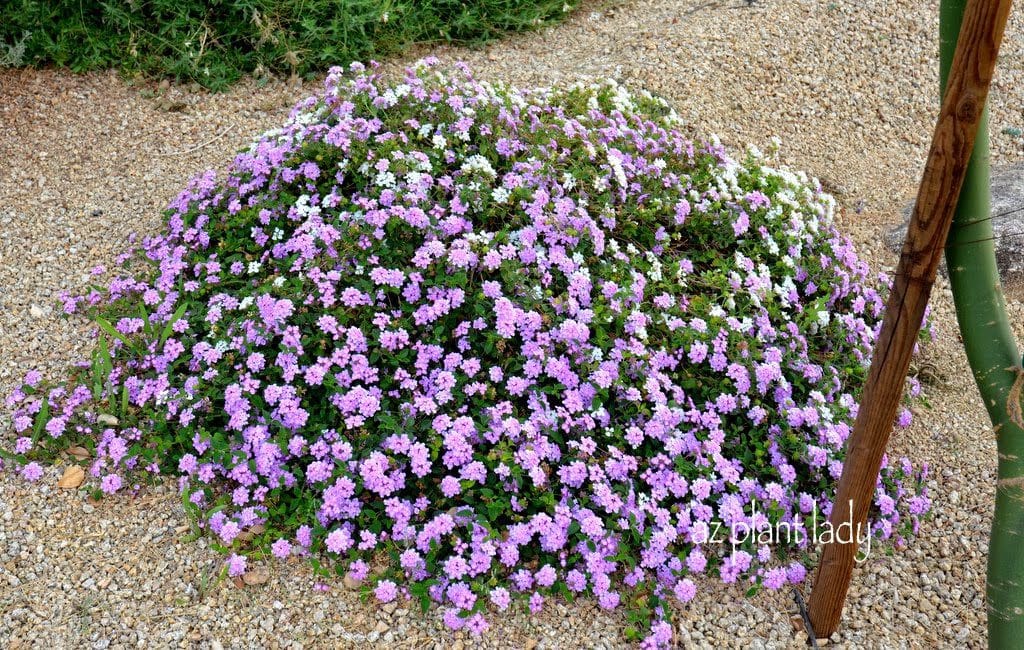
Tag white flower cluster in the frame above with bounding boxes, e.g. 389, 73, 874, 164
295, 194, 320, 220
607, 151, 628, 188
491, 186, 511, 204
645, 251, 663, 282
460, 154, 497, 178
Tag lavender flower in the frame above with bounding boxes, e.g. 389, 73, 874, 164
3, 60, 932, 649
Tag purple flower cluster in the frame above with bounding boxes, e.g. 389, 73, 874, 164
5, 60, 930, 647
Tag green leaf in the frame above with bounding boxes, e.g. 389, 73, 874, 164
90, 348, 103, 400
98, 334, 112, 377
94, 316, 137, 352
138, 304, 154, 338
160, 301, 189, 346
33, 398, 50, 439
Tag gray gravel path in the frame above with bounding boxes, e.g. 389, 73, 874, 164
3, 0, 1023, 647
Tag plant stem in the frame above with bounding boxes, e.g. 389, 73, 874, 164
940, 1, 1024, 645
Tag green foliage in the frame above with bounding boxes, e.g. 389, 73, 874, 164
0, 0, 579, 89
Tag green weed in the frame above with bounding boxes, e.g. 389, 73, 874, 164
1, 1, 580, 90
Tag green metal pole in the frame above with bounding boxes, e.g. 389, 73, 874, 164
940, 1, 1024, 645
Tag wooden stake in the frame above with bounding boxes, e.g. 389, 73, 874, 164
806, 0, 1013, 638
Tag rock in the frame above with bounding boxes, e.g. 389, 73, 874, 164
342, 573, 360, 590
96, 414, 119, 426
241, 568, 269, 586
886, 163, 1024, 283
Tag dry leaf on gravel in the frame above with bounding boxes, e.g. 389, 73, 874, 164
242, 568, 270, 586
236, 522, 266, 543
65, 446, 90, 460
156, 98, 187, 113
57, 465, 85, 489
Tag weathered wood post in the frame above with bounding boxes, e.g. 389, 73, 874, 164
805, 0, 1013, 638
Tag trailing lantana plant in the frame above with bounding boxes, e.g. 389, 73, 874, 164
3, 60, 930, 647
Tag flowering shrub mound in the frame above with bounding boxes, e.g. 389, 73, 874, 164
5, 61, 930, 646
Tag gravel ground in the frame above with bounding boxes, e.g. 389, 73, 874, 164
2, 0, 1023, 647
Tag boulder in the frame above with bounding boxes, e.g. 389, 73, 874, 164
885, 163, 1024, 282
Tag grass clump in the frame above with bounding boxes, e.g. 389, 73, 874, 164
4, 61, 930, 647
0, 1, 579, 89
